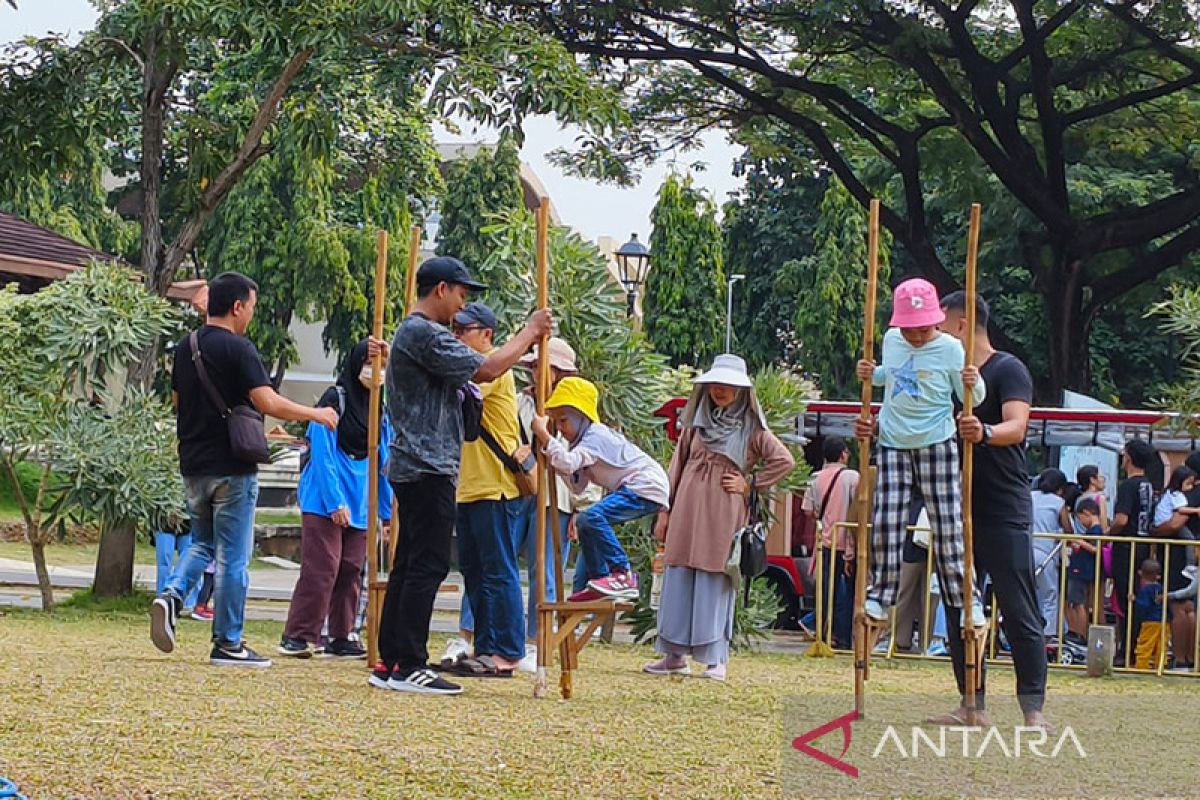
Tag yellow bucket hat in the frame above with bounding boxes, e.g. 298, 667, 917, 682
545, 376, 600, 423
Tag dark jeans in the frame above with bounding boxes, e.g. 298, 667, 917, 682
379, 476, 456, 672
284, 513, 367, 644
819, 548, 854, 648
945, 521, 1047, 714
458, 498, 525, 661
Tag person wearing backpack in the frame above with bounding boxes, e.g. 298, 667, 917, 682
801, 436, 859, 650
278, 340, 393, 660
151, 272, 339, 668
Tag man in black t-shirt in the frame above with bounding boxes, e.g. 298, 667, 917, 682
1108, 438, 1157, 662
934, 291, 1050, 730
151, 272, 338, 668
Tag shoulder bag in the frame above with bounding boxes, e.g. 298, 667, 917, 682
479, 422, 539, 497
189, 330, 271, 465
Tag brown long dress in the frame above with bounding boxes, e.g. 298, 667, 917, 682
655, 426, 794, 664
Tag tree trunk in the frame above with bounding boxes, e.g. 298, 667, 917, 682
29, 538, 54, 611
1039, 251, 1092, 403
92, 522, 137, 598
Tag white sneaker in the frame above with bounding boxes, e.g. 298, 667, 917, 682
518, 644, 538, 674
864, 599, 888, 622
962, 597, 987, 628
439, 636, 470, 669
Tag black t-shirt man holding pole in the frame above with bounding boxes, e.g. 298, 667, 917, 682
937, 291, 1050, 730
369, 256, 552, 696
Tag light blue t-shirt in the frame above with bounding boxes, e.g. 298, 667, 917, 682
872, 328, 986, 450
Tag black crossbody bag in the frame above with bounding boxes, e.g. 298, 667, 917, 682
189, 330, 271, 465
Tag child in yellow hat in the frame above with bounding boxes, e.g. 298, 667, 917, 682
532, 377, 669, 601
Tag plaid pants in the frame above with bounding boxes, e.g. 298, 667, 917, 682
868, 439, 968, 610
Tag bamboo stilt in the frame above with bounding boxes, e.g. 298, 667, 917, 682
364, 229, 388, 668
807, 535, 834, 657
533, 198, 552, 699
854, 199, 881, 717
961, 203, 983, 725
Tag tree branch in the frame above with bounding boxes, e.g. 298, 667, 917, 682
1087, 224, 1200, 311
1104, 1, 1200, 74
1012, 0, 1068, 207
157, 48, 313, 292
1064, 72, 1200, 126
994, 0, 1085, 75
1079, 189, 1200, 257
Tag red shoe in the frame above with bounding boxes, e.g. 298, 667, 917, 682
190, 604, 214, 621
588, 570, 639, 600
567, 587, 604, 602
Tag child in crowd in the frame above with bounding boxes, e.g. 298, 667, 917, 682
1133, 558, 1166, 670
1066, 497, 1102, 638
855, 278, 986, 628
531, 377, 669, 602
1153, 465, 1200, 536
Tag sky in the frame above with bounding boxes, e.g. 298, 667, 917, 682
0, 1, 745, 244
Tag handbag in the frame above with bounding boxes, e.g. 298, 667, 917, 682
459, 383, 483, 442
726, 482, 768, 586
189, 330, 271, 465
479, 423, 539, 497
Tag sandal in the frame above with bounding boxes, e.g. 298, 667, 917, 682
451, 654, 515, 678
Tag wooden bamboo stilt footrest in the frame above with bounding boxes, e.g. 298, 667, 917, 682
534, 599, 633, 698
855, 614, 888, 682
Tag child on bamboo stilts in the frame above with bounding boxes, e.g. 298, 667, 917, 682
855, 278, 987, 632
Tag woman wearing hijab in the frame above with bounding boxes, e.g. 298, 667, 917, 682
279, 340, 393, 659
644, 354, 795, 681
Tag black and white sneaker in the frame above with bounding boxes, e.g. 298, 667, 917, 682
388, 667, 463, 695
210, 642, 272, 668
277, 636, 313, 659
368, 663, 394, 690
322, 638, 367, 659
150, 594, 180, 653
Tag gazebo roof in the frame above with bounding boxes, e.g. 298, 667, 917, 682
0, 210, 201, 302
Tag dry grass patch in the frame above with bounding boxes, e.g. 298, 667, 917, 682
1, 607, 1197, 799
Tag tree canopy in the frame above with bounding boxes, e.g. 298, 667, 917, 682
644, 172, 726, 368
521, 0, 1200, 400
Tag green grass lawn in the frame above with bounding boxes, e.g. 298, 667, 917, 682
2, 604, 1199, 799
0, 540, 159, 566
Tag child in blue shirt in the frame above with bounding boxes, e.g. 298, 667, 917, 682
1066, 497, 1102, 638
1134, 558, 1166, 670
856, 278, 986, 627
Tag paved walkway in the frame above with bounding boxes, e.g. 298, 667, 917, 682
0, 557, 813, 654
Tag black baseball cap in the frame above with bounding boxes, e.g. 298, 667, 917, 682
454, 302, 499, 331
416, 256, 487, 291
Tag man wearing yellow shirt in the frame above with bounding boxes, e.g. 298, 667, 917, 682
446, 303, 526, 677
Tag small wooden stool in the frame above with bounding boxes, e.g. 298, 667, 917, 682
538, 598, 634, 699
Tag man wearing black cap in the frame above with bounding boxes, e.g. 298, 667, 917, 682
371, 256, 552, 695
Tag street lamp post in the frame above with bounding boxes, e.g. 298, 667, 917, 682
725, 273, 745, 353
615, 233, 651, 320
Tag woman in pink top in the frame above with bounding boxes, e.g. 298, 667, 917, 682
643, 355, 794, 681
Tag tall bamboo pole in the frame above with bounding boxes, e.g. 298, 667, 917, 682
533, 199, 552, 698
365, 229, 388, 667
854, 199, 881, 717
385, 224, 422, 560
962, 203, 982, 725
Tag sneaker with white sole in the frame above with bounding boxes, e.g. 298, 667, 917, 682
701, 663, 727, 682
962, 597, 987, 628
150, 594, 181, 653
439, 636, 471, 669
323, 638, 367, 659
368, 663, 394, 690
389, 667, 463, 695
588, 569, 639, 600
518, 645, 538, 674
863, 599, 888, 623
277, 636, 313, 659
210, 642, 272, 668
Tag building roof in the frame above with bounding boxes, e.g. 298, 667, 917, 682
0, 210, 118, 284
0, 210, 201, 302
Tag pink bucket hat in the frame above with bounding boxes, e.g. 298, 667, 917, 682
889, 278, 946, 328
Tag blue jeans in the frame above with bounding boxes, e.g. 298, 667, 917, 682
456, 498, 524, 661
460, 501, 575, 641
165, 474, 259, 647
574, 487, 660, 580
155, 532, 201, 608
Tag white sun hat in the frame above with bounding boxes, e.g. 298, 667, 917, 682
693, 353, 754, 388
